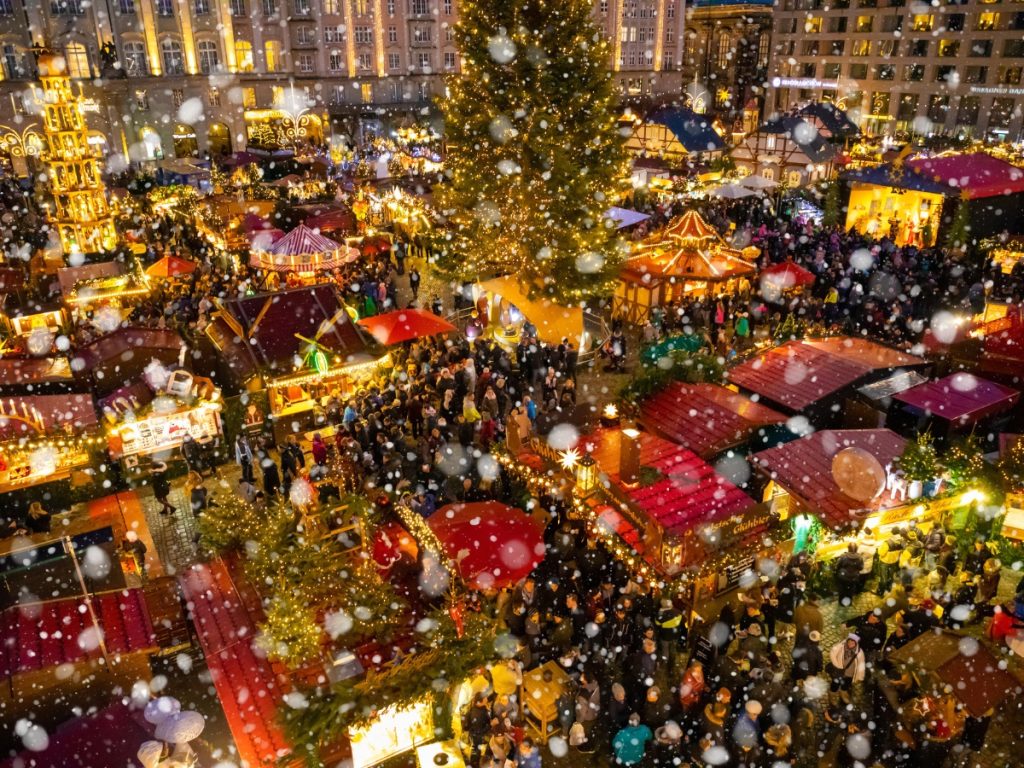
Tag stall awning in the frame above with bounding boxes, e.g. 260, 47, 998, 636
358, 308, 456, 346
57, 261, 123, 298
894, 373, 1020, 425
0, 357, 73, 389
857, 370, 929, 401
729, 338, 924, 411
605, 207, 651, 230
584, 427, 754, 536
640, 382, 787, 459
887, 629, 1015, 717
479, 276, 583, 346
752, 428, 907, 531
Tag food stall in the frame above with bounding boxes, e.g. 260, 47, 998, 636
59, 261, 150, 310
0, 393, 100, 494
104, 372, 223, 466
613, 210, 757, 324
752, 428, 977, 563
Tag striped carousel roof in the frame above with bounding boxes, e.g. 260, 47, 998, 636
624, 210, 756, 283
250, 223, 358, 273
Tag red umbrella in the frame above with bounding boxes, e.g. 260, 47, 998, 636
146, 255, 196, 278
358, 308, 456, 345
427, 501, 545, 590
760, 261, 816, 289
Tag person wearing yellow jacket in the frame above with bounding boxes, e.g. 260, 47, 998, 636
875, 529, 905, 595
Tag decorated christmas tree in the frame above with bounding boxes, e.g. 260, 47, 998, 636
999, 437, 1024, 491
895, 430, 941, 483
944, 431, 987, 490
435, 0, 630, 303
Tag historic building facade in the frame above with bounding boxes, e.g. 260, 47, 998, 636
768, 0, 1024, 139
0, 0, 687, 165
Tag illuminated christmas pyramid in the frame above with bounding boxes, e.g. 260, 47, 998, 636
36, 51, 116, 255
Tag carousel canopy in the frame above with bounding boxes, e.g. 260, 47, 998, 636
478, 276, 585, 346
623, 210, 756, 283
250, 223, 358, 273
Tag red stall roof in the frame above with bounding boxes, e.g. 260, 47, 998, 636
640, 382, 787, 458
894, 372, 1020, 425
584, 427, 754, 536
752, 429, 907, 531
908, 154, 1024, 200
0, 588, 156, 678
728, 338, 924, 411
0, 393, 98, 440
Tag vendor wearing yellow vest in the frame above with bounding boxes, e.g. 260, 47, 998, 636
876, 529, 906, 595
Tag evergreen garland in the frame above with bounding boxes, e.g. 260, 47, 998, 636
434, 0, 630, 303
999, 438, 1024, 491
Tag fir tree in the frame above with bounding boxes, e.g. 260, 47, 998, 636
895, 430, 941, 483
944, 192, 971, 251
435, 0, 630, 303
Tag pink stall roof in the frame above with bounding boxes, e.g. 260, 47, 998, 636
893, 372, 1020, 425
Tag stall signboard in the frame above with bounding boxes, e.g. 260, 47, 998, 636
349, 699, 434, 768
0, 443, 91, 493
112, 403, 221, 458
696, 504, 774, 552
1002, 494, 1024, 541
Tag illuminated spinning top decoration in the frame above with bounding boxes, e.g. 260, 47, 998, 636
832, 447, 886, 502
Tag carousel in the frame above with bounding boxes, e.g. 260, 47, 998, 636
613, 210, 757, 324
249, 223, 359, 279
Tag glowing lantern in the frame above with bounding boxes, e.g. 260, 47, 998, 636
575, 452, 598, 495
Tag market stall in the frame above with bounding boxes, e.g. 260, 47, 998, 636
0, 393, 100, 494
104, 372, 223, 466
893, 372, 1019, 432
728, 337, 927, 418
357, 308, 455, 346
614, 210, 757, 324
474, 276, 597, 348
249, 223, 359, 277
758, 260, 816, 302
145, 255, 196, 281
77, 327, 186, 397
59, 261, 151, 310
3, 302, 67, 342
639, 381, 788, 459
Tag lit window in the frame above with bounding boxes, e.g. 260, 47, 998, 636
123, 41, 147, 75
235, 40, 254, 71
265, 40, 280, 72
912, 14, 933, 31
243, 87, 256, 107
64, 43, 90, 78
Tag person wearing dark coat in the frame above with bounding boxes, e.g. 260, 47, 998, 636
262, 459, 281, 499
835, 543, 865, 603
151, 462, 175, 515
791, 630, 824, 681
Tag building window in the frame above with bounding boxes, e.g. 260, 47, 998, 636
156, 0, 173, 16
662, 51, 673, 71
387, 0, 395, 13
329, 52, 344, 71
325, 25, 345, 43
323, 0, 339, 11
896, 93, 919, 121
910, 40, 929, 56
870, 92, 890, 117
830, 40, 845, 56
804, 17, 822, 33
957, 96, 980, 125
418, 81, 429, 100
172, 88, 184, 107
262, 0, 276, 13
443, 0, 452, 12
912, 14, 933, 31
878, 64, 895, 80
905, 64, 926, 81
124, 41, 147, 75
412, 26, 432, 43
134, 89, 149, 110
855, 15, 872, 32
243, 87, 256, 107
388, 26, 398, 43
667, 1, 674, 18
936, 65, 956, 82
388, 52, 401, 69
937, 39, 959, 57
64, 43, 90, 79
265, 40, 280, 71
410, 0, 429, 13
965, 66, 988, 83
418, 52, 431, 70
716, 34, 730, 67
195, 0, 211, 14
361, 83, 373, 103
51, 0, 84, 15
235, 40, 254, 71
294, 0, 310, 14
444, 51, 456, 69
355, 0, 367, 13
946, 13, 965, 31
928, 94, 950, 123
331, 85, 345, 104
296, 27, 315, 45
229, 0, 245, 14
990, 98, 1015, 128
162, 39, 184, 74
999, 66, 1022, 84
355, 26, 372, 44
849, 63, 867, 79
198, 40, 220, 73
118, 0, 135, 13
389, 81, 401, 100
801, 41, 819, 56
852, 40, 871, 56
446, 26, 453, 42
208, 87, 221, 106
358, 52, 372, 70
824, 62, 842, 79
297, 53, 314, 72
971, 40, 992, 57
271, 85, 284, 106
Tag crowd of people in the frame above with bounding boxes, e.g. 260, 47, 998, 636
452, 508, 1016, 768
